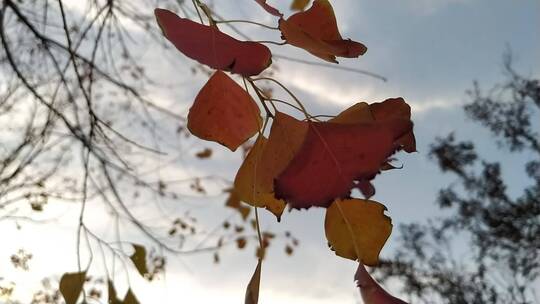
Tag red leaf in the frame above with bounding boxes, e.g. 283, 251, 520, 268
279, 0, 367, 63
187, 71, 262, 151
274, 119, 412, 208
254, 0, 282, 17
355, 263, 408, 304
332, 98, 417, 153
155, 9, 272, 76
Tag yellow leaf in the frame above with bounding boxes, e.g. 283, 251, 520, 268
325, 199, 392, 266
234, 135, 286, 219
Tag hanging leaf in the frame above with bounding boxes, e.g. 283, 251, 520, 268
369, 98, 416, 153
155, 9, 272, 76
187, 70, 262, 151
233, 135, 286, 219
332, 98, 416, 153
130, 244, 149, 279
123, 288, 141, 304
275, 119, 412, 208
279, 0, 367, 63
59, 271, 86, 304
244, 259, 262, 304
225, 190, 252, 220
291, 0, 310, 11
325, 199, 392, 265
254, 0, 282, 16
256, 112, 308, 195
108, 280, 122, 304
355, 263, 408, 304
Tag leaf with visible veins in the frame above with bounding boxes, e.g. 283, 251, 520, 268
325, 199, 392, 265
275, 119, 412, 208
188, 71, 262, 151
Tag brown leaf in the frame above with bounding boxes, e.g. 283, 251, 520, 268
355, 263, 408, 304
245, 259, 262, 304
129, 244, 149, 279
254, 0, 282, 16
59, 271, 86, 304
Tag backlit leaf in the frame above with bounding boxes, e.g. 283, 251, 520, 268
254, 0, 282, 16
332, 98, 417, 154
256, 112, 308, 194
130, 244, 149, 279
355, 263, 408, 304
155, 9, 272, 76
59, 271, 86, 304
225, 190, 251, 220
291, 0, 310, 11
187, 71, 262, 151
275, 119, 412, 208
244, 259, 262, 304
325, 199, 392, 265
279, 0, 367, 63
233, 135, 286, 219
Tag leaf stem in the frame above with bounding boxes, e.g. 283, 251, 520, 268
215, 19, 278, 30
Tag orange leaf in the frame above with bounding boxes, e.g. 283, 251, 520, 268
290, 0, 310, 11
254, 0, 282, 16
274, 119, 412, 208
279, 0, 367, 63
256, 112, 308, 194
325, 199, 392, 265
187, 71, 262, 151
355, 263, 408, 304
155, 9, 272, 76
233, 136, 286, 220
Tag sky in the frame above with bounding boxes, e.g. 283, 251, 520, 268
1, 0, 539, 303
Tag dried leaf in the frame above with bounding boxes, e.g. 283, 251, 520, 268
195, 148, 212, 159
254, 0, 282, 16
279, 0, 367, 63
275, 119, 412, 208
188, 71, 262, 151
108, 280, 122, 304
59, 271, 86, 304
325, 199, 392, 266
155, 9, 272, 76
130, 244, 149, 279
245, 259, 262, 304
291, 0, 310, 11
123, 288, 140, 304
355, 263, 408, 304
234, 135, 286, 219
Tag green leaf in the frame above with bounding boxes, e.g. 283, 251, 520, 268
129, 244, 149, 279
244, 259, 262, 304
59, 271, 86, 304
